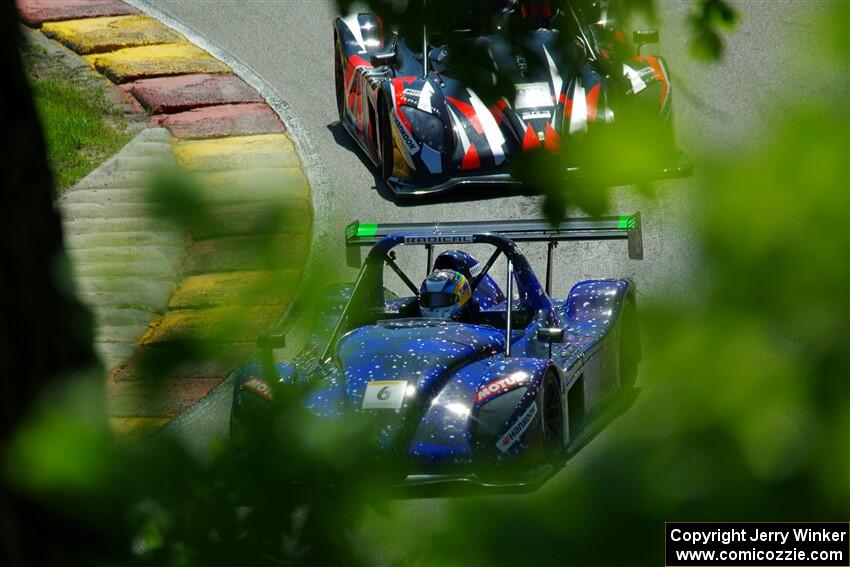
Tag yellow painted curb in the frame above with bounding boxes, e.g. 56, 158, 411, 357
190, 167, 311, 204
42, 15, 184, 55
173, 134, 301, 171
185, 201, 311, 241
86, 43, 230, 83
183, 234, 311, 273
168, 270, 298, 309
28, 0, 316, 428
140, 305, 282, 345
109, 417, 170, 436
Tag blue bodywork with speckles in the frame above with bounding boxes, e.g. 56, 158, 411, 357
232, 231, 638, 488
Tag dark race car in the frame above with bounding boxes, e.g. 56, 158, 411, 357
333, 1, 691, 197
231, 215, 644, 493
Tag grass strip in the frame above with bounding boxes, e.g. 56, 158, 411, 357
23, 41, 134, 193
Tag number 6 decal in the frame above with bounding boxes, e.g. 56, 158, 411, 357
362, 380, 407, 410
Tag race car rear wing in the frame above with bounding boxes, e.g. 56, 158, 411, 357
345, 213, 643, 262
344, 213, 643, 297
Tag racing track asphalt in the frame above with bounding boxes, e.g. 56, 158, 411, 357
134, 0, 837, 562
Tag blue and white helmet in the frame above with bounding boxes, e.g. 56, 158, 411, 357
419, 269, 472, 320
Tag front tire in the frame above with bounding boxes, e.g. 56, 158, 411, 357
540, 369, 566, 466
378, 99, 394, 182
334, 34, 345, 122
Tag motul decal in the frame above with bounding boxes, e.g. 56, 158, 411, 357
475, 372, 530, 403
243, 377, 273, 401
497, 402, 538, 454
392, 110, 420, 155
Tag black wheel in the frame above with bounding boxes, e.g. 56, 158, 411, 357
540, 370, 566, 465
619, 297, 641, 389
334, 34, 345, 121
378, 99, 394, 181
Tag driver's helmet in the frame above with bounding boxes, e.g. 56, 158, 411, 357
419, 269, 472, 320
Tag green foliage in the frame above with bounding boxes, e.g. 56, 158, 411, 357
4, 1, 849, 565
6, 371, 112, 497
427, 2, 849, 564
22, 40, 134, 192
689, 0, 738, 60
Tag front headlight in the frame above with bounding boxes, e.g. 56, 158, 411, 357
402, 106, 448, 152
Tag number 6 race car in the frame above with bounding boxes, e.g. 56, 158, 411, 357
231, 215, 644, 493
333, 1, 691, 197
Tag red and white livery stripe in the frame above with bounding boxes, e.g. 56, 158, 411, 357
569, 80, 587, 134
341, 13, 366, 51
467, 89, 506, 165
543, 45, 562, 127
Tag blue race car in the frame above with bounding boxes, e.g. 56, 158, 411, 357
231, 216, 643, 492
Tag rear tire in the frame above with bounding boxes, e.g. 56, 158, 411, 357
619, 297, 640, 389
540, 370, 566, 466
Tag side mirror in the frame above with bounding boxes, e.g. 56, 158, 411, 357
633, 30, 659, 54
537, 327, 564, 359
369, 50, 396, 67
257, 332, 285, 380
537, 327, 565, 343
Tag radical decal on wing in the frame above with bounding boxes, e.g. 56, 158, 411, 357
404, 235, 474, 245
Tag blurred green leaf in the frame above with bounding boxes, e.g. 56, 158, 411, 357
6, 369, 112, 496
